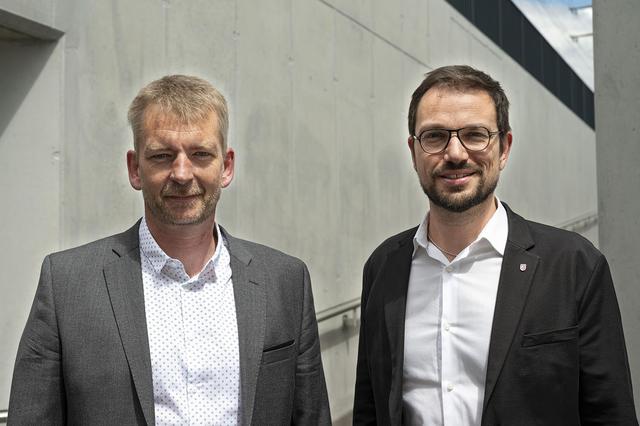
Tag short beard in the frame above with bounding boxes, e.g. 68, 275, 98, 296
143, 183, 220, 226
422, 165, 498, 213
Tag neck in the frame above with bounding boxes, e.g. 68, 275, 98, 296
427, 196, 498, 261
145, 214, 218, 277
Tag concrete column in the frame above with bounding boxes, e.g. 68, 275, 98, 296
594, 0, 640, 410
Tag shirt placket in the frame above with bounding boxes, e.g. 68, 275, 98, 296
181, 276, 202, 423
441, 261, 456, 424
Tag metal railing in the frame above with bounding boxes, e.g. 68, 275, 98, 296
557, 211, 598, 234
316, 297, 360, 323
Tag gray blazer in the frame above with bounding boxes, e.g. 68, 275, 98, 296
8, 222, 330, 425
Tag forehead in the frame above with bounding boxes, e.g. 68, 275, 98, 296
415, 86, 496, 128
143, 105, 218, 132
141, 104, 220, 143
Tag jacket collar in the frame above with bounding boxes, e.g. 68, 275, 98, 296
381, 202, 538, 422
482, 202, 539, 412
381, 229, 417, 424
104, 222, 267, 426
220, 227, 267, 426
103, 220, 156, 426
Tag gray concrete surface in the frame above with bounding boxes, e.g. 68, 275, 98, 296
1, 0, 599, 419
594, 0, 640, 412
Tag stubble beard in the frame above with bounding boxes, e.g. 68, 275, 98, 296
143, 182, 221, 226
421, 165, 498, 213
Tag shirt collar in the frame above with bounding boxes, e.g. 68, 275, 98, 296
139, 217, 225, 276
413, 215, 430, 254
476, 198, 508, 256
413, 197, 509, 258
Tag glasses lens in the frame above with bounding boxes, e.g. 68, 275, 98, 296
459, 127, 490, 150
419, 129, 449, 153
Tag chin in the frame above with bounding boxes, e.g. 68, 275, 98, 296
170, 210, 209, 224
424, 187, 489, 213
152, 208, 207, 226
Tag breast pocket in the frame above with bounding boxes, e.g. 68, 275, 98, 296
521, 325, 578, 347
261, 339, 296, 365
518, 325, 579, 381
515, 325, 580, 414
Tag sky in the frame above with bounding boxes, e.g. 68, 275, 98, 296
512, 0, 594, 90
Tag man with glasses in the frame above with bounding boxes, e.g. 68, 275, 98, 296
353, 65, 637, 425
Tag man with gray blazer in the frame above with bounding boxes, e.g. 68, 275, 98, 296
9, 75, 330, 425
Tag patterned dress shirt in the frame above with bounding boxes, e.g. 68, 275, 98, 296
139, 218, 240, 425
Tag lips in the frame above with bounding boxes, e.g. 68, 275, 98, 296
437, 169, 476, 186
164, 193, 202, 198
162, 185, 204, 198
163, 193, 203, 203
441, 172, 473, 179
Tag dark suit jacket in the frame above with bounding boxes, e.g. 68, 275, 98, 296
353, 203, 638, 425
9, 222, 330, 425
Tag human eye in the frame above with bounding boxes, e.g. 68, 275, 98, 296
420, 129, 448, 143
148, 152, 172, 161
461, 127, 489, 142
420, 129, 449, 147
192, 151, 213, 158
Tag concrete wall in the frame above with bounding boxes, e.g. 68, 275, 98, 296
0, 0, 598, 420
0, 17, 63, 416
594, 0, 640, 412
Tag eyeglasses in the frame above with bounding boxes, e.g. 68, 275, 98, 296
412, 126, 502, 154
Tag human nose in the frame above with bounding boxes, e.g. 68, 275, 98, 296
170, 153, 194, 183
443, 131, 469, 163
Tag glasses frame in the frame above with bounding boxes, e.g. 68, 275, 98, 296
412, 126, 502, 154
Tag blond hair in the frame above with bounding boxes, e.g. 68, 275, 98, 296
128, 75, 229, 151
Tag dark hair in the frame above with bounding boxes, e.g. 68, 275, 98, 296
408, 65, 510, 141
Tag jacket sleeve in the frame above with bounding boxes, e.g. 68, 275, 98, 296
8, 256, 66, 426
578, 255, 638, 425
292, 263, 331, 425
353, 258, 377, 425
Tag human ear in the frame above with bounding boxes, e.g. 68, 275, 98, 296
221, 147, 235, 188
499, 132, 513, 170
127, 150, 142, 190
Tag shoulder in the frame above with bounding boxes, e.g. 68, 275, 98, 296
366, 226, 418, 267
223, 233, 312, 303
46, 223, 139, 271
506, 205, 604, 266
231, 236, 304, 265
530, 220, 603, 265
223, 231, 308, 278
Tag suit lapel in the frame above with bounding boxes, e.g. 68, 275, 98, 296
224, 230, 266, 426
483, 205, 539, 410
103, 222, 155, 426
381, 234, 415, 425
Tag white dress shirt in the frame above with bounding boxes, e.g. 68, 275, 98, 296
402, 200, 508, 425
139, 218, 240, 426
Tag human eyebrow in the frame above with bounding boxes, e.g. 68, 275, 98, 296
144, 145, 170, 154
192, 141, 220, 154
142, 145, 173, 160
416, 122, 446, 132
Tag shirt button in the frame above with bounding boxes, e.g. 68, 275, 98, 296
445, 266, 453, 273
447, 383, 454, 392
444, 322, 451, 332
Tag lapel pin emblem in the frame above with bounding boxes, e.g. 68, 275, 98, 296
520, 264, 527, 271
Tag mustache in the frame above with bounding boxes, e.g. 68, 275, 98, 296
161, 183, 203, 197
433, 162, 479, 175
